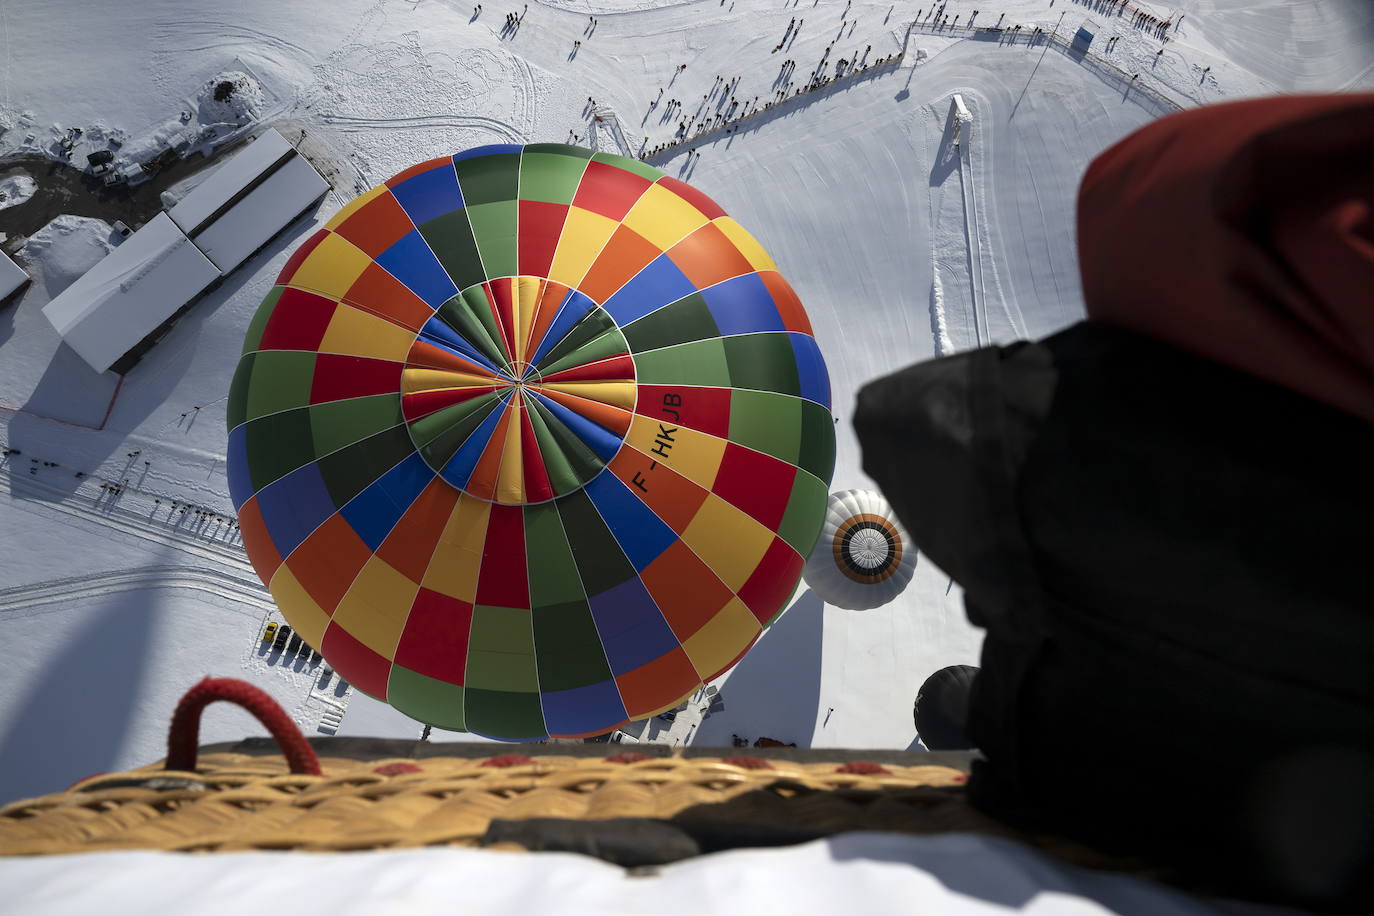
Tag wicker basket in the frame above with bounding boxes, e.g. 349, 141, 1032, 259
0, 747, 996, 855
0, 678, 1150, 880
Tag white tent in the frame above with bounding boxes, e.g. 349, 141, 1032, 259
40, 212, 219, 374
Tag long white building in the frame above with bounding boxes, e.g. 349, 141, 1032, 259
42, 128, 329, 374
39, 213, 220, 373
167, 128, 328, 274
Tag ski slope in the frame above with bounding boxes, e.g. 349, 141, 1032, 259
1, 0, 1370, 800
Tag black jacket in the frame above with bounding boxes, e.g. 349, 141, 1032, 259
855, 322, 1374, 912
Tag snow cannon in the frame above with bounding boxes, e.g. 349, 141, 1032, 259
227, 144, 835, 740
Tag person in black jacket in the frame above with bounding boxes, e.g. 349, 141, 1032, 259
855, 92, 1374, 914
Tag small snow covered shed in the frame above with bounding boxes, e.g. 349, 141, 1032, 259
1072, 23, 1096, 54
41, 213, 219, 373
168, 128, 329, 273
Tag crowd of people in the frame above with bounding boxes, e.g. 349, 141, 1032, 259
0, 445, 242, 545
475, 0, 1184, 163
1072, 0, 1176, 39
499, 4, 527, 38
638, 48, 899, 161
637, 0, 1182, 162
640, 0, 902, 162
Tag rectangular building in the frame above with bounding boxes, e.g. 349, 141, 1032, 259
42, 128, 330, 374
41, 213, 220, 373
169, 128, 330, 273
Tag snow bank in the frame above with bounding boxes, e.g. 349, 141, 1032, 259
195, 71, 266, 128
929, 264, 953, 356
0, 173, 37, 212
0, 834, 1267, 916
16, 215, 115, 297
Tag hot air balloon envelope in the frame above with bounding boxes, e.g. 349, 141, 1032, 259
914, 664, 979, 750
803, 488, 916, 610
228, 144, 835, 740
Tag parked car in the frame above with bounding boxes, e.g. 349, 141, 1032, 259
286, 633, 302, 656
261, 622, 278, 644
273, 624, 292, 651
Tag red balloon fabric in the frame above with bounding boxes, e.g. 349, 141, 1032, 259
1078, 92, 1374, 423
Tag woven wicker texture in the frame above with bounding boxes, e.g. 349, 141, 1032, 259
0, 753, 989, 856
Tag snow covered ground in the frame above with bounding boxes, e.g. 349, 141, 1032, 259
1, 0, 1370, 802
0, 833, 1305, 916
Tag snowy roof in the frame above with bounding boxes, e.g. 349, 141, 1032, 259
37, 130, 327, 374
166, 128, 295, 234
0, 249, 27, 301
41, 212, 219, 373
188, 152, 329, 273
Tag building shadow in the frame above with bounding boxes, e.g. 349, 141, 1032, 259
3, 205, 321, 502
0, 565, 161, 803
824, 832, 1213, 914
694, 589, 825, 748
928, 104, 962, 188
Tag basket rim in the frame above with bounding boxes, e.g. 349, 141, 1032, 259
200, 737, 980, 769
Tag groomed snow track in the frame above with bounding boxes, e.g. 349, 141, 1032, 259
0, 470, 253, 575
316, 112, 525, 144
0, 565, 270, 617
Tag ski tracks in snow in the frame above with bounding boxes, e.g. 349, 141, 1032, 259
0, 0, 12, 117
537, 0, 697, 14
0, 566, 269, 617
153, 22, 316, 63
955, 126, 988, 347
317, 112, 525, 144
154, 3, 532, 164
960, 91, 1024, 342
925, 92, 990, 354
0, 471, 253, 576
927, 89, 1023, 354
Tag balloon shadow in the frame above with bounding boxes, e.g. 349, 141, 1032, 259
0, 580, 159, 803
694, 589, 824, 748
823, 833, 1111, 912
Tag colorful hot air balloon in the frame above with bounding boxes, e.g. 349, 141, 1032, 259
228, 144, 834, 740
802, 489, 915, 610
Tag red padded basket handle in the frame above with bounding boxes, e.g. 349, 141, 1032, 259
165, 676, 322, 776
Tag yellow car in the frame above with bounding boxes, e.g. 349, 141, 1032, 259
262, 622, 278, 644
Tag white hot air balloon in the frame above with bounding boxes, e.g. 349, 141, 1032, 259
802, 488, 916, 610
